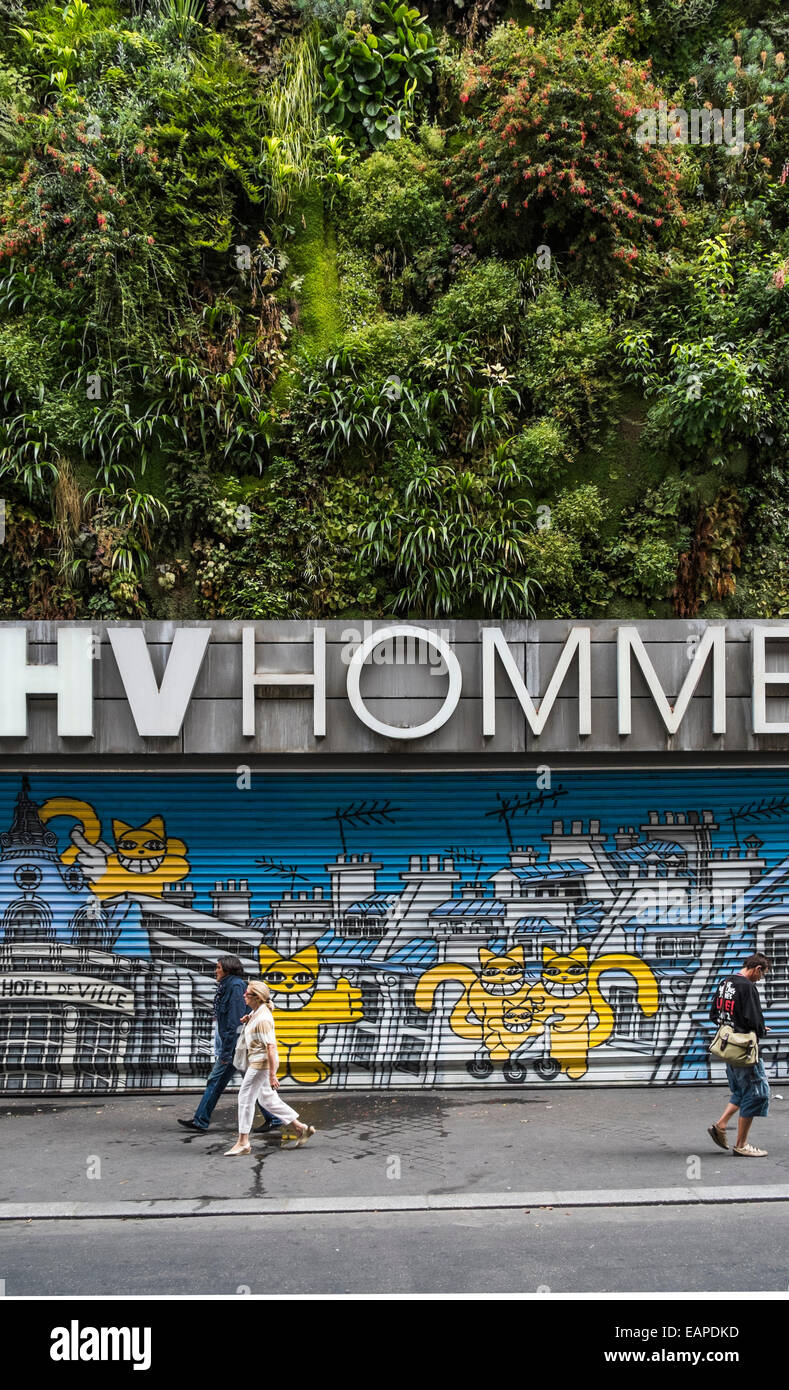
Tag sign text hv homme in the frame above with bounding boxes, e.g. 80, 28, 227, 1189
1, 623, 789, 740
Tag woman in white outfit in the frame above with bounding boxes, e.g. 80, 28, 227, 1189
225, 979, 315, 1156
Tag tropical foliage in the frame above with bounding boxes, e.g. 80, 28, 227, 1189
0, 0, 787, 621
318, 1, 438, 149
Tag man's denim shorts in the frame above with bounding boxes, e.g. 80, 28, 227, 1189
726, 1058, 770, 1118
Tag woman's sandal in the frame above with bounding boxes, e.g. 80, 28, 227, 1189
224, 1144, 251, 1156
295, 1125, 316, 1147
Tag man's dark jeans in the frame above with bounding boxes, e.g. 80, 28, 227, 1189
191, 1059, 279, 1131
192, 1058, 236, 1130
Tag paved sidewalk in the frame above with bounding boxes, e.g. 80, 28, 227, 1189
2, 1085, 787, 1216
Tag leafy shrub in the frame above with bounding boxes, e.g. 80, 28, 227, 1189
507, 418, 571, 493
0, 12, 268, 360
0, 56, 31, 125
515, 285, 618, 445
689, 30, 789, 203
533, 0, 715, 67
520, 524, 609, 618
606, 531, 680, 607
635, 335, 772, 456
620, 236, 787, 465
337, 137, 442, 251
446, 23, 687, 272
605, 477, 690, 611
526, 479, 686, 617
293, 0, 360, 30
335, 136, 450, 307
336, 245, 382, 330
319, 1, 438, 149
310, 472, 391, 613
360, 441, 538, 615
537, 0, 653, 43
293, 336, 522, 467
0, 0, 26, 26
736, 467, 789, 617
192, 464, 320, 618
0, 105, 178, 357
430, 257, 521, 353
417, 120, 445, 154
340, 312, 431, 374
552, 482, 608, 540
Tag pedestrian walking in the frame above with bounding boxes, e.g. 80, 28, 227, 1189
224, 979, 315, 1157
707, 952, 771, 1158
177, 955, 282, 1134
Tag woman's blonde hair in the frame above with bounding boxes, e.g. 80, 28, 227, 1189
245, 978, 271, 1006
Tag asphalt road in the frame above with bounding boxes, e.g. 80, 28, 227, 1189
2, 1203, 786, 1296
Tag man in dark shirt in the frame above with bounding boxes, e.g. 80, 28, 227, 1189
707, 953, 771, 1157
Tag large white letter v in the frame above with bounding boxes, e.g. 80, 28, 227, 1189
108, 628, 210, 736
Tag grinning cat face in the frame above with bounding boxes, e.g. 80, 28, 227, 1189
502, 1002, 534, 1034
113, 818, 168, 874
478, 947, 525, 997
259, 944, 318, 1011
541, 946, 589, 999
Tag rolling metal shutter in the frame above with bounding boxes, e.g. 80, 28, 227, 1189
1, 767, 787, 1094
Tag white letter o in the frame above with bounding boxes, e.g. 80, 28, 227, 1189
346, 626, 461, 739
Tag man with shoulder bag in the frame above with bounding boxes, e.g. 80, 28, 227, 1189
707, 953, 771, 1158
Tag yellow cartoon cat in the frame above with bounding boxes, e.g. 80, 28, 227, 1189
414, 947, 550, 1062
38, 797, 189, 900
525, 945, 659, 1080
258, 943, 364, 1084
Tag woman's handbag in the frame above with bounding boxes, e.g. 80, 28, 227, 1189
709, 1022, 758, 1068
232, 1029, 248, 1072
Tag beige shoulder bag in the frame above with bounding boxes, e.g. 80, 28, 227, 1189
709, 1023, 758, 1068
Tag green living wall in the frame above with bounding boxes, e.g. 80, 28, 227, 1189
0, 0, 787, 621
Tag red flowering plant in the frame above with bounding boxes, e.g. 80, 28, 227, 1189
0, 102, 170, 358
446, 21, 687, 275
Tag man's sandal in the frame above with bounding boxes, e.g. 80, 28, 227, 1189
732, 1143, 767, 1157
707, 1123, 729, 1151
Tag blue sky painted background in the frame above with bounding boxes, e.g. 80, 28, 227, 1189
4, 770, 789, 919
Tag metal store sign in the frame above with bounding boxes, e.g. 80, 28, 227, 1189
2, 620, 789, 751
1, 621, 789, 1095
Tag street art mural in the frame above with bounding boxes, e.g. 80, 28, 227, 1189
2, 770, 789, 1094
415, 946, 548, 1075
415, 946, 659, 1081
258, 944, 364, 1084
38, 798, 191, 900
518, 946, 659, 1081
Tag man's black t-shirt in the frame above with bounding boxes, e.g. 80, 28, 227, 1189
710, 974, 766, 1037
